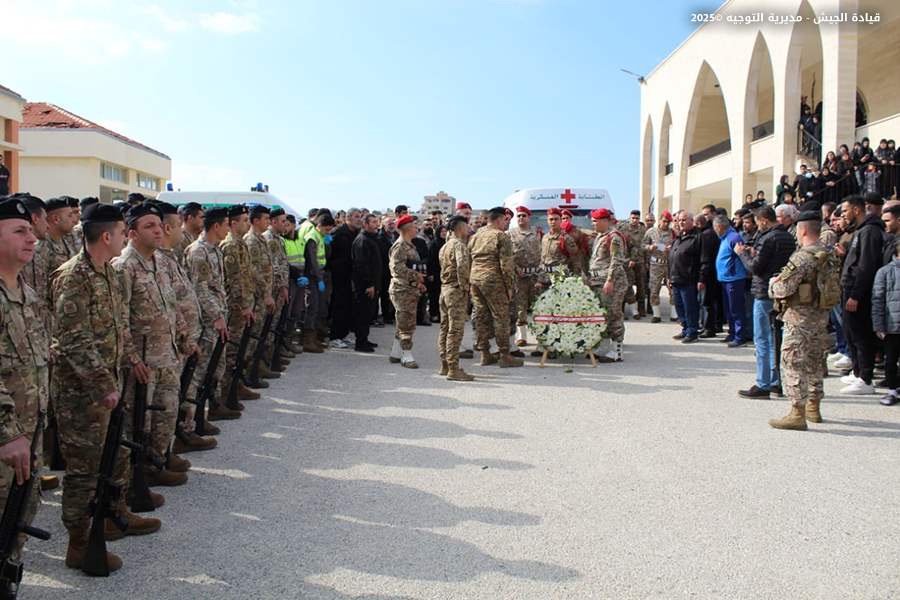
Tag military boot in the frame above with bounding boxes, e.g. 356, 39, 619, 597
166, 454, 191, 473
40, 474, 59, 491
768, 404, 808, 431
280, 346, 296, 359
459, 348, 474, 359
302, 331, 324, 354
806, 399, 823, 423
208, 404, 241, 420
238, 382, 261, 400
400, 350, 418, 369
173, 432, 217, 454
66, 528, 123, 573
447, 366, 474, 381
480, 351, 498, 366
439, 360, 449, 376
268, 361, 287, 373
499, 353, 524, 368
145, 468, 188, 487
257, 362, 281, 380
285, 335, 303, 354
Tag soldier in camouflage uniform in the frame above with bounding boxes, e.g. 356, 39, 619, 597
589, 208, 629, 361
561, 209, 591, 273
768, 212, 832, 431
18, 195, 50, 328
111, 203, 187, 485
174, 202, 204, 264
540, 208, 581, 284
469, 207, 523, 368
618, 209, 647, 319
245, 205, 280, 377
43, 198, 78, 302
509, 206, 542, 347
263, 208, 293, 359
438, 216, 474, 381
388, 215, 425, 368
643, 210, 675, 323
187, 208, 243, 422
0, 197, 47, 562
61, 196, 83, 254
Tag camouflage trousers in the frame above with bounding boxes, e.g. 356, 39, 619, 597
647, 263, 669, 306
471, 279, 512, 354
390, 287, 420, 351
57, 391, 129, 533
0, 428, 42, 560
222, 314, 250, 401
515, 276, 538, 326
625, 262, 646, 306
592, 275, 628, 343
439, 287, 468, 368
781, 317, 829, 408
190, 331, 227, 416
123, 366, 179, 459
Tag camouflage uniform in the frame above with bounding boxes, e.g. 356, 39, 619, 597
112, 245, 181, 459
64, 230, 82, 254
643, 225, 674, 308
589, 229, 629, 343
185, 236, 228, 406
0, 278, 49, 558
23, 238, 51, 332
244, 229, 275, 352
618, 220, 646, 308
438, 234, 471, 369
172, 229, 196, 266
769, 244, 831, 410
220, 232, 255, 394
469, 228, 516, 354
819, 224, 838, 248
388, 239, 421, 350
540, 230, 581, 281
508, 226, 541, 326
263, 228, 290, 314
51, 250, 129, 533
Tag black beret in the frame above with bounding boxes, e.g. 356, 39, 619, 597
125, 202, 162, 227
488, 206, 506, 218
447, 215, 468, 231
154, 201, 178, 216
249, 204, 271, 219
0, 197, 32, 222
45, 197, 69, 212
18, 194, 46, 214
796, 210, 821, 223
80, 196, 100, 210
82, 202, 124, 224
178, 202, 203, 215
228, 204, 248, 218
127, 192, 147, 204
60, 195, 79, 208
203, 207, 229, 225
270, 207, 285, 218
112, 201, 129, 215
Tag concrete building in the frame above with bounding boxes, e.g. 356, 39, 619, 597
0, 84, 26, 195
20, 102, 171, 203
639, 0, 899, 215
421, 190, 456, 215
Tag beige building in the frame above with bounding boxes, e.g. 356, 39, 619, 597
0, 84, 26, 195
20, 102, 171, 203
639, 0, 899, 215
421, 190, 456, 215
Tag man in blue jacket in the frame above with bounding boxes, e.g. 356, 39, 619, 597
712, 215, 749, 347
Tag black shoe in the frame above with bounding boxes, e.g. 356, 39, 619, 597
365, 341, 378, 349
876, 378, 889, 388
651, 316, 661, 323
459, 349, 474, 359
530, 350, 544, 357
728, 339, 749, 348
770, 385, 783, 397
672, 333, 685, 340
510, 349, 525, 358
354, 345, 375, 353
699, 331, 716, 339
738, 385, 770, 399
719, 336, 734, 343
681, 336, 699, 344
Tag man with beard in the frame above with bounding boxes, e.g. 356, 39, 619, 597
351, 214, 382, 353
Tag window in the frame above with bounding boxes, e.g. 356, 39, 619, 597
100, 162, 127, 183
137, 173, 159, 191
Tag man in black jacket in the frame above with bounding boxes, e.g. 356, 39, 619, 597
411, 226, 431, 326
735, 207, 796, 398
698, 208, 723, 337
669, 211, 703, 343
840, 194, 885, 394
328, 208, 361, 347
376, 216, 396, 324
351, 214, 383, 352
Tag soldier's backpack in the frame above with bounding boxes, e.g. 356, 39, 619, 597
804, 248, 842, 310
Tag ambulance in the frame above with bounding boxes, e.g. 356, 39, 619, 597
156, 190, 289, 211
502, 188, 614, 229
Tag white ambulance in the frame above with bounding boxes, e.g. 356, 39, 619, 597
502, 188, 614, 229
156, 190, 291, 212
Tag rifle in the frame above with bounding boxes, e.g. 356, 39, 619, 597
225, 324, 253, 410
193, 336, 225, 436
83, 374, 136, 577
245, 312, 275, 389
178, 353, 198, 407
0, 413, 51, 599
128, 339, 164, 514
268, 302, 290, 372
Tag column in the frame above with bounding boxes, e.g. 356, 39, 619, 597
820, 15, 858, 152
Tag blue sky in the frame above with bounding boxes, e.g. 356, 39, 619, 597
4, 0, 702, 214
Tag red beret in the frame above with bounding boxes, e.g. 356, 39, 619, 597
396, 214, 416, 229
661, 210, 673, 221
456, 202, 471, 210
515, 205, 531, 216
504, 207, 514, 217
591, 208, 611, 220
547, 207, 562, 217
561, 209, 574, 218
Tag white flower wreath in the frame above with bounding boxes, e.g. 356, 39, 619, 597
528, 274, 608, 357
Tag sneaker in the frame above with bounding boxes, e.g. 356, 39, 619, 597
840, 373, 861, 385
832, 355, 853, 369
826, 352, 844, 363
840, 380, 875, 395
681, 336, 699, 344
738, 385, 770, 399
880, 391, 900, 406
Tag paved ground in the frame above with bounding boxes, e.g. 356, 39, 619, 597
22, 308, 900, 599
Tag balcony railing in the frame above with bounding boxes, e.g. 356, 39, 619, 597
751, 120, 774, 141
797, 123, 821, 168
688, 139, 731, 166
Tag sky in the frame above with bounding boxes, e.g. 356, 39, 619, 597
3, 0, 704, 215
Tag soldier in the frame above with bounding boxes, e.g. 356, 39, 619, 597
509, 205, 542, 347
174, 202, 204, 263
71, 197, 98, 250
388, 214, 426, 368
42, 198, 78, 280
768, 211, 834, 430
220, 204, 261, 399
589, 208, 629, 361
244, 205, 282, 376
469, 207, 523, 368
188, 208, 245, 421
111, 203, 188, 486
263, 207, 294, 356
561, 209, 590, 273
154, 201, 216, 453
17, 195, 50, 324
438, 216, 474, 381
0, 197, 47, 563
52, 203, 158, 573
540, 207, 581, 281
643, 210, 675, 323
643, 211, 656, 316
619, 209, 647, 319
62, 196, 83, 254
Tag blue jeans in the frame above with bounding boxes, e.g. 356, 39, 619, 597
673, 284, 700, 338
753, 298, 779, 390
721, 280, 746, 342
831, 305, 847, 355
743, 283, 754, 339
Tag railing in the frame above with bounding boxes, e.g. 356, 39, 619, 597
664, 163, 673, 175
751, 120, 774, 141
688, 139, 731, 165
797, 123, 822, 168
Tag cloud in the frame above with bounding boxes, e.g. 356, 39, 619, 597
200, 12, 261, 34
142, 5, 189, 32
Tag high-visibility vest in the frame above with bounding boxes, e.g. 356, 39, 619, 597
301, 227, 326, 270
284, 236, 304, 268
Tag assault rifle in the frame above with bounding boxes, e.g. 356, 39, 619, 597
245, 311, 275, 389
0, 413, 51, 599
178, 353, 198, 407
128, 340, 164, 514
225, 324, 253, 410
193, 336, 224, 436
268, 302, 291, 372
